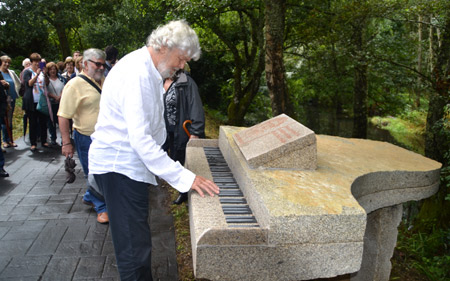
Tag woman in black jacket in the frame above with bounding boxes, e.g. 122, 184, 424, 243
162, 69, 205, 204
22, 53, 49, 152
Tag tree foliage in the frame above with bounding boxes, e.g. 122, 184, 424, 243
164, 0, 266, 125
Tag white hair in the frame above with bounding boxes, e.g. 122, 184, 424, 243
82, 48, 106, 64
1, 55, 11, 62
22, 58, 31, 67
146, 20, 201, 61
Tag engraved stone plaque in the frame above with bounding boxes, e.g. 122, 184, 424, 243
232, 114, 317, 169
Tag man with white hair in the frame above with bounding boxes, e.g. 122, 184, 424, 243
89, 20, 219, 280
58, 48, 109, 224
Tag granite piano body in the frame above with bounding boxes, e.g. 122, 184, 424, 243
185, 114, 441, 281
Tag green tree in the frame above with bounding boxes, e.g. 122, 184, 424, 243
166, 0, 266, 125
285, 0, 408, 136
78, 0, 168, 54
0, 0, 54, 58
0, 0, 126, 60
264, 0, 292, 117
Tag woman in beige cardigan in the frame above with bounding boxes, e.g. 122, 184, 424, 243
0, 55, 21, 148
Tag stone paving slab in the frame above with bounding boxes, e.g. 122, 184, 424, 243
0, 135, 179, 281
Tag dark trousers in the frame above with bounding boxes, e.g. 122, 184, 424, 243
26, 103, 48, 146
94, 172, 153, 281
47, 103, 59, 142
1, 98, 15, 143
162, 131, 186, 165
0, 143, 4, 169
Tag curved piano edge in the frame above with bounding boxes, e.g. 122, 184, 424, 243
351, 169, 441, 214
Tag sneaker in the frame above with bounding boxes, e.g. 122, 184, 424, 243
0, 168, 9, 177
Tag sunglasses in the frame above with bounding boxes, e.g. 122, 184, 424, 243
88, 59, 107, 68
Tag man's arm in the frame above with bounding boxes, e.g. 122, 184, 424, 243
59, 116, 74, 158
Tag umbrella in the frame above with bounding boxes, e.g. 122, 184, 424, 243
23, 113, 27, 137
64, 156, 76, 183
183, 120, 192, 137
4, 106, 13, 142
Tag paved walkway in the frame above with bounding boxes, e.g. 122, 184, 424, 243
0, 136, 178, 281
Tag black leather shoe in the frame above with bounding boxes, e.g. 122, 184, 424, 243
0, 168, 9, 177
173, 192, 188, 205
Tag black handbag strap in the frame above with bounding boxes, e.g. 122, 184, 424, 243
78, 74, 101, 94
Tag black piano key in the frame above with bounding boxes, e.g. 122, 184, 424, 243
220, 198, 247, 204
226, 216, 257, 224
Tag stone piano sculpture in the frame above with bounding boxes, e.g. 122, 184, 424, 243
185, 114, 441, 281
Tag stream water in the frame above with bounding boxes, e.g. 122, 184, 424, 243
296, 106, 424, 153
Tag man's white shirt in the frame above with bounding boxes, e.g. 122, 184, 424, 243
89, 46, 195, 192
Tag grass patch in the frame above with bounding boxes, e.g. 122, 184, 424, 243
168, 186, 196, 281
391, 223, 450, 280
10, 98, 25, 142
204, 108, 223, 139
370, 110, 426, 154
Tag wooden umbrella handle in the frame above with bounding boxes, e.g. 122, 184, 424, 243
183, 120, 192, 137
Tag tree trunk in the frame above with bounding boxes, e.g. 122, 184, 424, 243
227, 45, 266, 126
353, 61, 368, 139
331, 43, 344, 117
54, 22, 71, 60
415, 11, 450, 231
425, 9, 450, 166
425, 94, 448, 164
222, 5, 265, 126
264, 0, 291, 117
417, 92, 450, 230
429, 15, 434, 73
352, 24, 368, 139
415, 15, 422, 108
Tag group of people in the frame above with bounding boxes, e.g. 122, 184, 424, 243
0, 46, 119, 172
1, 20, 219, 281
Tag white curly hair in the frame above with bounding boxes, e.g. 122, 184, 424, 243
146, 20, 201, 61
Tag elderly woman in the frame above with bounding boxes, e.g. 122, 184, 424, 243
0, 60, 9, 177
0, 55, 21, 148
45, 62, 67, 145
62, 57, 76, 81
22, 53, 49, 152
75, 56, 83, 75
20, 58, 31, 81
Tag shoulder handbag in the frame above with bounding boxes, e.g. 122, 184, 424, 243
36, 76, 53, 118
36, 90, 49, 116
78, 74, 101, 94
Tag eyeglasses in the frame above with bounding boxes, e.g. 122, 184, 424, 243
88, 59, 107, 68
